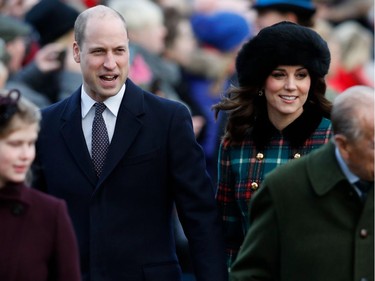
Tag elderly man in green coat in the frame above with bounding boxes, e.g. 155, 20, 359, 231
230, 85, 374, 281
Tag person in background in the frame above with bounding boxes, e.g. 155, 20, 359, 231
251, 0, 316, 32
213, 21, 333, 267
31, 5, 227, 281
0, 13, 50, 108
315, 0, 374, 32
0, 39, 9, 88
0, 62, 7, 88
0, 0, 39, 19
0, 14, 31, 76
15, 0, 81, 103
188, 10, 251, 180
108, 0, 183, 103
230, 85, 374, 281
0, 88, 80, 281
326, 20, 374, 93
162, 7, 206, 139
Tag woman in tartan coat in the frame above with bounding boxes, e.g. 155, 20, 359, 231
213, 21, 333, 267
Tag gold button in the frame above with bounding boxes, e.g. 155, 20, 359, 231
256, 153, 264, 161
251, 182, 259, 190
293, 153, 301, 159
360, 229, 368, 238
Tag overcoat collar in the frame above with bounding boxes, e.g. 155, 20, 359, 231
0, 183, 27, 202
0, 183, 31, 216
252, 104, 323, 150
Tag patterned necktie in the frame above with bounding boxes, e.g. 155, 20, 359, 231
91, 102, 109, 178
354, 180, 374, 202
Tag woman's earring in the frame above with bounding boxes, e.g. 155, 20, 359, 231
258, 89, 264, 96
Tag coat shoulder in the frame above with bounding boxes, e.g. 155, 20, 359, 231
126, 79, 190, 115
22, 187, 66, 212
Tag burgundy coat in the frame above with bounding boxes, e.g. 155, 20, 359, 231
0, 183, 80, 281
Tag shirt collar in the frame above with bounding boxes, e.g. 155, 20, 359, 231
335, 146, 359, 184
81, 84, 126, 118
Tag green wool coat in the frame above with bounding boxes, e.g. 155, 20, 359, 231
230, 141, 374, 281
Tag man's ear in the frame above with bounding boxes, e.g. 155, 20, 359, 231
72, 42, 80, 63
334, 134, 349, 159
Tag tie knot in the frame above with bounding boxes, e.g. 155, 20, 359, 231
354, 180, 374, 193
95, 102, 106, 115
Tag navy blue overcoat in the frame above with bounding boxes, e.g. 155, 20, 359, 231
32, 79, 227, 281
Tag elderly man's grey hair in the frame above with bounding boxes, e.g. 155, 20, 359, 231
331, 85, 374, 142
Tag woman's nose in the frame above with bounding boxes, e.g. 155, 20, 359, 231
284, 77, 297, 90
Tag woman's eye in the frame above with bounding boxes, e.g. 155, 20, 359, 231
7, 141, 21, 147
296, 72, 308, 79
271, 72, 285, 78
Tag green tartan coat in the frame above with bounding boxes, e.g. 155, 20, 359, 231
230, 141, 374, 281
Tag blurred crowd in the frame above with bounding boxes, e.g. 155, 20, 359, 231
0, 0, 373, 280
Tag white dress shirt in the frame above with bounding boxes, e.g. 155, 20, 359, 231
81, 84, 125, 156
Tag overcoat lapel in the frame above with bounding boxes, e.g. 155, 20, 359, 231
307, 140, 348, 196
60, 91, 97, 186
98, 80, 145, 185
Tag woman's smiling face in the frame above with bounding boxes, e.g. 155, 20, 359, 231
264, 65, 311, 122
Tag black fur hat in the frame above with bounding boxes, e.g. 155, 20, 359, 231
236, 21, 330, 88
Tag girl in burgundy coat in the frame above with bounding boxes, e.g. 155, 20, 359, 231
0, 89, 80, 281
